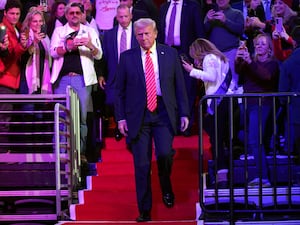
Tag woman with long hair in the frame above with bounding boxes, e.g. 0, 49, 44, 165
46, 0, 66, 38
271, 0, 298, 61
183, 38, 233, 188
21, 7, 52, 95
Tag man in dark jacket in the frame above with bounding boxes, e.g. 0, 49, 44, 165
279, 25, 300, 163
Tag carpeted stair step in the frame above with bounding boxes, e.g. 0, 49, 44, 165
71, 200, 197, 221
95, 161, 135, 176
57, 220, 198, 224
87, 174, 135, 191
66, 136, 201, 224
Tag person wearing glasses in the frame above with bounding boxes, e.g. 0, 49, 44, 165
54, 0, 99, 36
50, 2, 102, 160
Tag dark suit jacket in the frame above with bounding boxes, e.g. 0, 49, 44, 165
114, 43, 190, 139
279, 47, 300, 124
158, 0, 205, 54
102, 25, 139, 105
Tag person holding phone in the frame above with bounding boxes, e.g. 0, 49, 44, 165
50, 2, 102, 158
0, 0, 28, 153
235, 34, 280, 188
17, 7, 53, 151
20, 7, 52, 95
204, 0, 244, 94
244, 0, 297, 62
182, 38, 233, 188
270, 0, 298, 61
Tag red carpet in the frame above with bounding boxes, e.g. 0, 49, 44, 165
60, 134, 211, 224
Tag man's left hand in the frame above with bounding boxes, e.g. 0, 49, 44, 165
180, 117, 189, 132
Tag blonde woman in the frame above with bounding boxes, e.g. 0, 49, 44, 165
20, 7, 52, 95
182, 38, 233, 188
235, 34, 280, 188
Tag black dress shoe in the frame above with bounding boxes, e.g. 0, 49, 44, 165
114, 128, 123, 141
162, 193, 174, 208
136, 211, 151, 222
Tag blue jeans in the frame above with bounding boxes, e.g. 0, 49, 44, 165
53, 75, 93, 154
247, 104, 271, 179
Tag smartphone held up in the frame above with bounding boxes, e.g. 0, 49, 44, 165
40, 24, 47, 35
40, 0, 48, 12
180, 53, 191, 64
275, 17, 283, 33
0, 25, 6, 43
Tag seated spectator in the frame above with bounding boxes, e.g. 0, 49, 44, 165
182, 38, 233, 188
235, 34, 280, 188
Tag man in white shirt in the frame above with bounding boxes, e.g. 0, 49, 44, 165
50, 2, 102, 156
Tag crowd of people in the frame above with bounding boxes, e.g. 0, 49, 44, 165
0, 0, 300, 222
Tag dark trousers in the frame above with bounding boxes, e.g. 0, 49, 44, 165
131, 97, 174, 213
203, 98, 230, 170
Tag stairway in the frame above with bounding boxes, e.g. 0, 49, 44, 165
57, 135, 209, 224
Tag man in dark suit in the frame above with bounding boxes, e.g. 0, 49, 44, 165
99, 5, 139, 140
114, 18, 189, 222
279, 26, 300, 163
158, 0, 205, 135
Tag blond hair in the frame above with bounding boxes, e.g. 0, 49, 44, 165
21, 8, 45, 33
189, 38, 227, 67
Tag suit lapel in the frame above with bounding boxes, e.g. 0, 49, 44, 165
156, 44, 166, 80
130, 27, 138, 48
113, 27, 118, 62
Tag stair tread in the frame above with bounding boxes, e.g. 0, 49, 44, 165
72, 136, 199, 222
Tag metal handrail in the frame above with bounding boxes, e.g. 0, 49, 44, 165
198, 92, 300, 224
0, 87, 80, 221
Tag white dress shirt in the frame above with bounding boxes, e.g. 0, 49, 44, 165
140, 42, 162, 96
117, 22, 132, 60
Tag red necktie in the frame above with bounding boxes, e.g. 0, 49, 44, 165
145, 50, 157, 112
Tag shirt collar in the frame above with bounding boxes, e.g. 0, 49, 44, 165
141, 41, 157, 55
118, 22, 132, 31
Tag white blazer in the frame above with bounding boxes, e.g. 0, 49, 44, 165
50, 23, 102, 86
